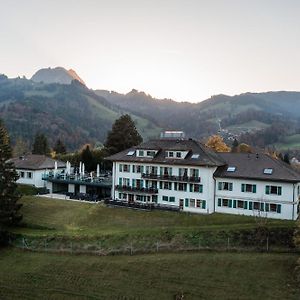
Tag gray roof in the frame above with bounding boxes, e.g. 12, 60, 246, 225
9, 154, 66, 170
106, 139, 225, 167
214, 153, 300, 183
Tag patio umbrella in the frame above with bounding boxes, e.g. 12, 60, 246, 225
82, 163, 85, 175
79, 161, 82, 175
96, 164, 100, 177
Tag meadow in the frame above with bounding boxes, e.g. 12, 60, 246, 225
0, 196, 298, 299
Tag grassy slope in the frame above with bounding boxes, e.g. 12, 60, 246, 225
12, 196, 294, 238
0, 249, 298, 300
273, 134, 300, 150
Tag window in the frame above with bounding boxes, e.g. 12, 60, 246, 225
265, 185, 282, 195
169, 196, 175, 202
179, 168, 188, 177
218, 182, 233, 191
27, 172, 32, 179
189, 199, 195, 207
196, 199, 201, 208
168, 151, 174, 158
20, 171, 25, 178
190, 168, 199, 178
152, 195, 158, 203
263, 168, 273, 175
138, 150, 144, 156
136, 165, 144, 173
162, 196, 175, 203
176, 152, 182, 158
227, 166, 236, 172
178, 183, 187, 191
147, 150, 156, 157
191, 154, 199, 159
127, 150, 135, 156
237, 200, 244, 208
190, 184, 203, 193
123, 164, 130, 172
163, 182, 172, 190
241, 184, 256, 193
151, 166, 158, 175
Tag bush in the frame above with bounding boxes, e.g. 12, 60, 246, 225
17, 184, 38, 196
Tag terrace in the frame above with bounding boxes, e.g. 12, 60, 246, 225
142, 173, 201, 183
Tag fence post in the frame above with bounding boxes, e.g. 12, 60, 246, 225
156, 241, 159, 252
44, 239, 47, 252
130, 242, 133, 255
198, 238, 201, 250
266, 236, 269, 252
71, 241, 73, 254
227, 237, 230, 250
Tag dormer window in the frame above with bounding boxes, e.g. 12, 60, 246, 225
147, 150, 156, 157
168, 151, 174, 158
263, 168, 273, 175
127, 150, 135, 156
191, 154, 199, 159
227, 166, 236, 172
176, 152, 182, 158
138, 150, 144, 156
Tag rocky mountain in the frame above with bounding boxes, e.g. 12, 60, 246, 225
31, 67, 86, 85
0, 74, 161, 150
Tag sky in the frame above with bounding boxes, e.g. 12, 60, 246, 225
0, 0, 300, 102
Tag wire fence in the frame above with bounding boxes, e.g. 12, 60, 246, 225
8, 232, 298, 256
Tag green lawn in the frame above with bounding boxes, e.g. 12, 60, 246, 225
0, 249, 298, 300
272, 134, 300, 150
13, 196, 294, 237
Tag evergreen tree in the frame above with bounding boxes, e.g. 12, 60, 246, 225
53, 139, 67, 155
231, 138, 239, 152
0, 120, 22, 230
283, 153, 290, 164
81, 145, 94, 172
32, 133, 50, 155
105, 114, 143, 155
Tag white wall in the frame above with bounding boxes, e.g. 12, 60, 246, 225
16, 168, 65, 188
215, 178, 299, 220
114, 161, 217, 214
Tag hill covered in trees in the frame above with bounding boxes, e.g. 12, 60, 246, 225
0, 75, 161, 150
96, 89, 300, 149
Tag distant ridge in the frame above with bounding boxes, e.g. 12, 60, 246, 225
31, 67, 86, 85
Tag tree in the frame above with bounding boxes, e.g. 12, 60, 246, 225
53, 139, 67, 155
0, 120, 22, 235
283, 153, 290, 164
231, 139, 239, 153
237, 143, 253, 153
80, 145, 94, 172
13, 137, 30, 157
32, 133, 50, 155
105, 114, 143, 155
205, 135, 230, 152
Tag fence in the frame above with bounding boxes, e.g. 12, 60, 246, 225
8, 228, 297, 256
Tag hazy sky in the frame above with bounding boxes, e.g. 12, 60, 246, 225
1, 0, 300, 102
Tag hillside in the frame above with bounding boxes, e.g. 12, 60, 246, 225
0, 75, 161, 150
96, 89, 300, 146
31, 67, 86, 85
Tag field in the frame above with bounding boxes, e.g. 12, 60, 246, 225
12, 196, 294, 238
1, 196, 299, 299
0, 249, 299, 300
273, 134, 300, 150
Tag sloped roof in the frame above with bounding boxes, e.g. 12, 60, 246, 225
214, 153, 300, 183
9, 154, 66, 170
106, 139, 225, 167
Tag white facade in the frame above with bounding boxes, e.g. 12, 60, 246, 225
111, 161, 300, 220
16, 168, 64, 188
112, 161, 218, 214
215, 178, 299, 220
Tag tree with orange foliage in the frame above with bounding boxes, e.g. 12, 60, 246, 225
205, 135, 230, 152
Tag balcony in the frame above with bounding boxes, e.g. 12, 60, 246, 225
115, 185, 158, 194
142, 173, 201, 183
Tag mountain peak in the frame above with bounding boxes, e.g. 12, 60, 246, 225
31, 67, 85, 85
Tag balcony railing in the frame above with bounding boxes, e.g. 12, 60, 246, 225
115, 185, 158, 194
142, 173, 201, 183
